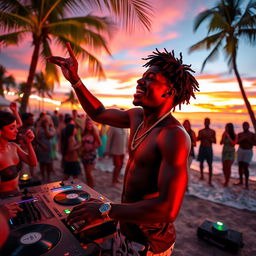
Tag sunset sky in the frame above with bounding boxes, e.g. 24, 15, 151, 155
0, 0, 256, 113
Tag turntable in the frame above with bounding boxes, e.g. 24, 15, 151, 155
1, 224, 61, 256
54, 190, 90, 205
0, 179, 116, 256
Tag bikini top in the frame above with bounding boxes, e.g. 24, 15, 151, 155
0, 162, 21, 182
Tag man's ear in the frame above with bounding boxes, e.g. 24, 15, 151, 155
162, 87, 176, 98
161, 90, 171, 98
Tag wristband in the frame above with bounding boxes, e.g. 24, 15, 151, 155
71, 79, 83, 88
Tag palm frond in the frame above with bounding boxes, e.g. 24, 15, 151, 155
224, 35, 238, 55
193, 9, 215, 31
238, 28, 256, 44
236, 0, 256, 28
47, 17, 113, 53
189, 32, 224, 53
207, 12, 229, 33
62, 90, 78, 105
201, 38, 223, 72
51, 15, 115, 35
3, 75, 16, 91
55, 36, 106, 78
0, 11, 32, 31
45, 0, 89, 18
0, 0, 29, 16
33, 71, 53, 95
0, 64, 6, 76
223, 39, 235, 72
0, 30, 28, 47
79, 0, 153, 31
41, 38, 59, 86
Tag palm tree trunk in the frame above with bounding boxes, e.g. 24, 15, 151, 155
20, 37, 41, 114
42, 91, 45, 111
232, 53, 256, 133
0, 82, 4, 97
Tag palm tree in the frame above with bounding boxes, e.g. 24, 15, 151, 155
0, 0, 152, 113
14, 82, 26, 103
189, 0, 256, 132
62, 89, 79, 109
33, 71, 53, 111
0, 65, 15, 97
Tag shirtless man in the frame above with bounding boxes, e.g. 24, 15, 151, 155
197, 118, 216, 186
235, 122, 256, 189
47, 45, 199, 255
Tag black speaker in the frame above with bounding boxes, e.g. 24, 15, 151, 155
197, 220, 244, 252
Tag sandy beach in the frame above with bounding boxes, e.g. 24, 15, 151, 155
25, 156, 256, 256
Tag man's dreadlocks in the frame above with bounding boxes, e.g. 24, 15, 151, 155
143, 49, 199, 110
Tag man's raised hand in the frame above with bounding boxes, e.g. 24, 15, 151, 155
46, 42, 80, 84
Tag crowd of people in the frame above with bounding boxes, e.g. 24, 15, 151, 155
183, 118, 256, 189
0, 104, 129, 193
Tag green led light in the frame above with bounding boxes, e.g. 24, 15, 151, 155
64, 209, 71, 214
70, 225, 75, 231
215, 221, 226, 231
76, 185, 82, 189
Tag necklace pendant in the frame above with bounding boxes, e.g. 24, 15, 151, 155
130, 110, 172, 151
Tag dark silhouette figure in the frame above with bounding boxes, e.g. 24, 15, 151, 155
235, 122, 256, 189
197, 118, 216, 186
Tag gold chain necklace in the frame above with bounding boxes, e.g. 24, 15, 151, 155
131, 110, 172, 151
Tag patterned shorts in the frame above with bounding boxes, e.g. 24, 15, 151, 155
112, 224, 175, 256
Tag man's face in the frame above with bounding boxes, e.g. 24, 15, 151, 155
133, 65, 170, 107
204, 118, 210, 127
243, 122, 249, 131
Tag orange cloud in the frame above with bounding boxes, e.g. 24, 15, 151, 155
196, 74, 222, 80
212, 78, 237, 83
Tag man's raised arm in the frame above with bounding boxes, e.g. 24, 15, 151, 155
47, 43, 130, 128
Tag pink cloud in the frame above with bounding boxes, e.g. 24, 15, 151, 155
107, 0, 191, 54
6, 69, 28, 83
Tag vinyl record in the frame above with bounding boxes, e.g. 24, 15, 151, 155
54, 190, 90, 205
1, 224, 61, 256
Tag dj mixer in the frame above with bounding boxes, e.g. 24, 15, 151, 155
0, 180, 116, 256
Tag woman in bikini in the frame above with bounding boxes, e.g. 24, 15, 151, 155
0, 110, 37, 197
220, 123, 237, 186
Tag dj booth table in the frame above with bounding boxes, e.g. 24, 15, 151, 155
1, 179, 116, 256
